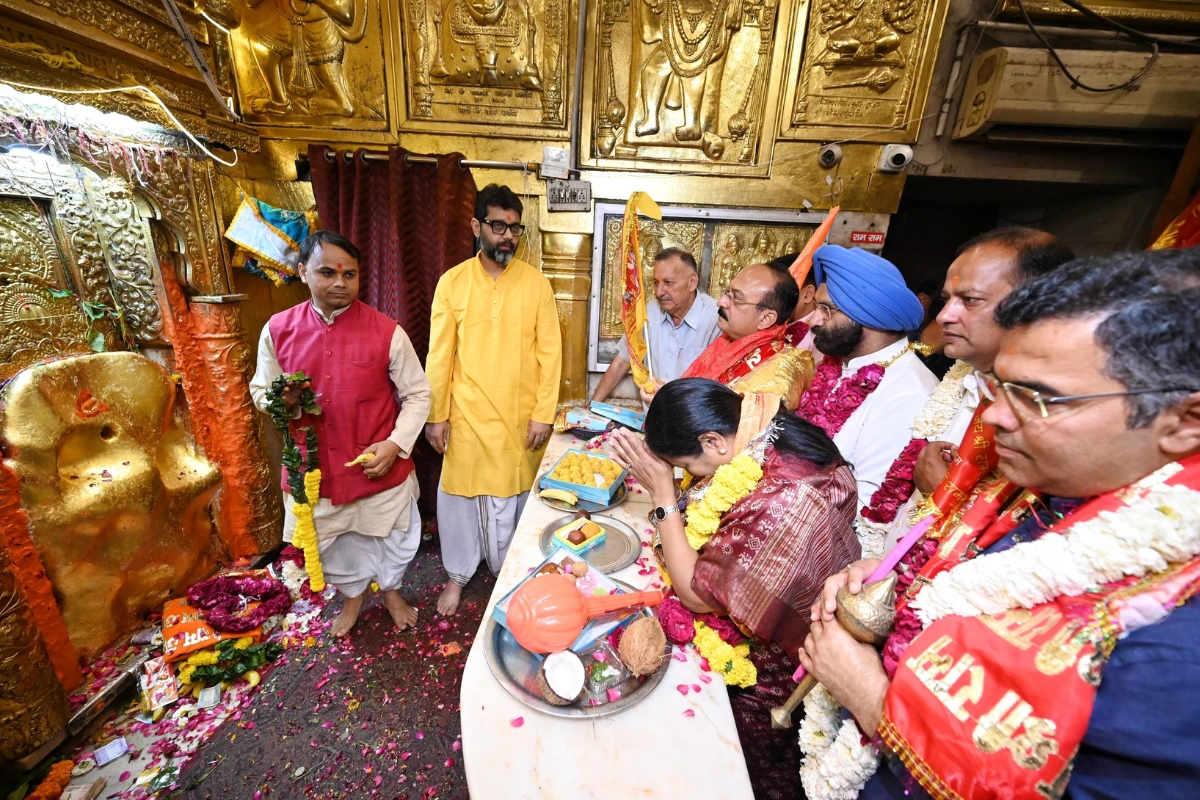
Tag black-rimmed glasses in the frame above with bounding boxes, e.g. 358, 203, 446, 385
481, 219, 525, 237
978, 372, 1196, 419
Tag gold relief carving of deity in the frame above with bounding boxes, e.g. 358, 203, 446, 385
786, 0, 948, 138
201, 0, 388, 128
586, 0, 785, 170
707, 222, 813, 298
598, 216, 704, 338
400, 0, 572, 132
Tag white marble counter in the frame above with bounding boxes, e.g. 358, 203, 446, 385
460, 434, 754, 799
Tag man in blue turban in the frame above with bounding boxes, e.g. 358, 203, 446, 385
798, 245, 939, 556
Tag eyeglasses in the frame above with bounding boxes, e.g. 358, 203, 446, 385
978, 372, 1197, 420
721, 289, 766, 310
480, 219, 525, 237
816, 300, 841, 316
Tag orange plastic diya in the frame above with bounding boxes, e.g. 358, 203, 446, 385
507, 574, 664, 653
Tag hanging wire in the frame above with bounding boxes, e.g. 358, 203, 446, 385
1013, 0, 1159, 92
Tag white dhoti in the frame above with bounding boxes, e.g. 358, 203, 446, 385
437, 481, 528, 585
283, 473, 422, 598
318, 500, 421, 597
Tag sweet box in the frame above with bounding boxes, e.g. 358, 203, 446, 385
539, 448, 627, 506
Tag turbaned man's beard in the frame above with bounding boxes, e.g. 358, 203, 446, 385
813, 319, 865, 358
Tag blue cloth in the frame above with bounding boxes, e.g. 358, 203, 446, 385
862, 497, 1200, 800
616, 293, 721, 383
811, 245, 925, 332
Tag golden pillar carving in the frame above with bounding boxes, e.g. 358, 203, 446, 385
541, 232, 593, 405
0, 463, 69, 763
189, 299, 284, 554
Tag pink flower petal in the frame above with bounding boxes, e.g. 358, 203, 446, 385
510, 716, 524, 728
445, 758, 456, 767
452, 741, 461, 751
698, 673, 713, 684
692, 684, 701, 693
606, 688, 621, 702
682, 709, 695, 717
676, 684, 689, 695
119, 771, 131, 782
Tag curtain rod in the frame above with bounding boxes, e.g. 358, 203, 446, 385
324, 149, 538, 172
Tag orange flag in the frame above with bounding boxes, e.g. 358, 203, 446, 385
619, 192, 662, 389
789, 206, 840, 287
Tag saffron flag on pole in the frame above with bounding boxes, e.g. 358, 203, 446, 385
788, 205, 840, 288
619, 192, 662, 390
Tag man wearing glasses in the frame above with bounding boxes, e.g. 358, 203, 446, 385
425, 184, 562, 617
672, 262, 815, 411
801, 248, 1200, 800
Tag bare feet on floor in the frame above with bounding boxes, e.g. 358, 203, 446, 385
382, 589, 418, 631
437, 581, 463, 616
331, 593, 366, 637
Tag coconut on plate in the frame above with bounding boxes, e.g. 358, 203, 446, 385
618, 616, 667, 677
536, 650, 586, 706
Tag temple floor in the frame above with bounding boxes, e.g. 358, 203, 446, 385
61, 526, 490, 800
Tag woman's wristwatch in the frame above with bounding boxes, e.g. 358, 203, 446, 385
648, 504, 680, 530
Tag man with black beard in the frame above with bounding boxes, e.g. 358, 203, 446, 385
797, 246, 937, 528
425, 184, 562, 616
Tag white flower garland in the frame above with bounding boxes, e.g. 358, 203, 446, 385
853, 517, 889, 561
910, 360, 973, 440
850, 362, 973, 561
913, 478, 1200, 625
800, 684, 880, 800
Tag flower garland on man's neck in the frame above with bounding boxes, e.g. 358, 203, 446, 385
799, 342, 917, 439
654, 426, 782, 688
265, 372, 325, 592
853, 361, 974, 559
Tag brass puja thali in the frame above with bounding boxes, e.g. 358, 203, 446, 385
482, 581, 672, 719
537, 514, 641, 574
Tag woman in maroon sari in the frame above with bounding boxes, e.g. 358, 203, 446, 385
611, 378, 860, 800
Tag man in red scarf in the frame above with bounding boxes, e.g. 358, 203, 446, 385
653, 263, 812, 409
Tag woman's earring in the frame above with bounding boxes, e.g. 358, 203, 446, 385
719, 448, 727, 455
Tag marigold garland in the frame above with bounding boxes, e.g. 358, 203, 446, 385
692, 621, 757, 688
28, 760, 73, 800
265, 371, 325, 592
684, 454, 763, 550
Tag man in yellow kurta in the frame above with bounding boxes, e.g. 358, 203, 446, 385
425, 184, 562, 616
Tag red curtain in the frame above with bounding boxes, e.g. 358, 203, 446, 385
308, 145, 478, 514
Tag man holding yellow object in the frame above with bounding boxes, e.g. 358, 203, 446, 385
426, 184, 563, 616
250, 230, 431, 638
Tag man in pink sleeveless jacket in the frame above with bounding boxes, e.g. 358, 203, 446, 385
250, 231, 431, 637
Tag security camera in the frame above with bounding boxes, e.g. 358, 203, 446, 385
818, 144, 842, 169
878, 144, 913, 173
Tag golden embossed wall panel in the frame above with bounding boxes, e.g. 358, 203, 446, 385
0, 197, 97, 382
582, 0, 793, 172
782, 0, 950, 141
599, 216, 705, 337
707, 222, 812, 297
203, 0, 389, 130
398, 0, 575, 134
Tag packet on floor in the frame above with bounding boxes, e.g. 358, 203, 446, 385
61, 778, 106, 800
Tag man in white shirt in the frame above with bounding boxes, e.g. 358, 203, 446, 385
592, 248, 720, 402
798, 245, 936, 556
